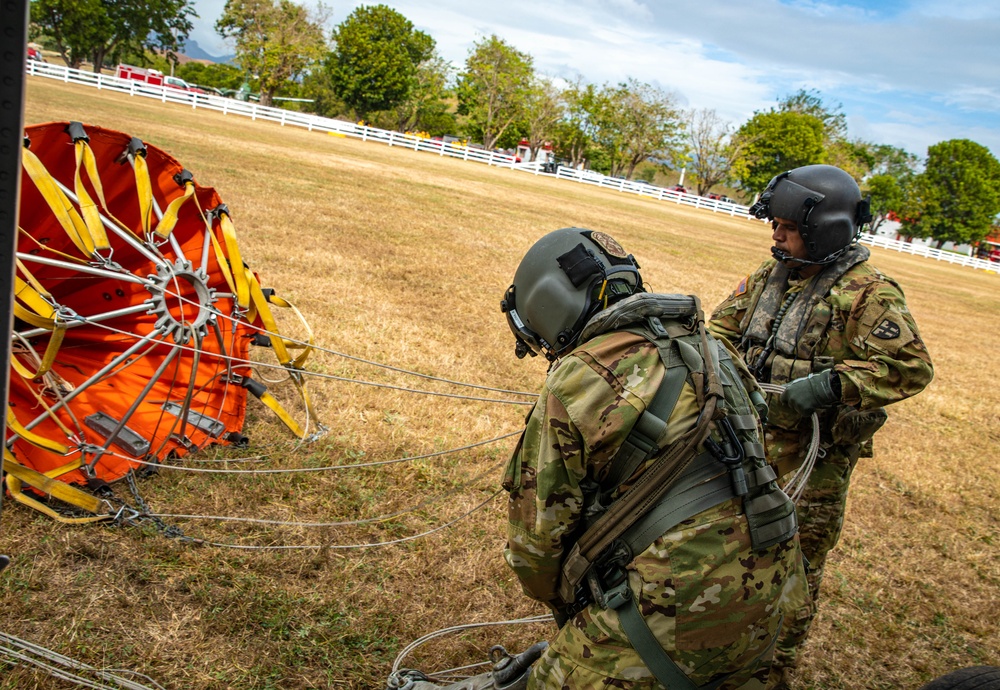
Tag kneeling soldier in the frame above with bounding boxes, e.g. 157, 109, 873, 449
500, 228, 804, 689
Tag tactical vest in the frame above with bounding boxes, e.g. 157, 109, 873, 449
739, 245, 888, 451
741, 245, 870, 384
557, 293, 798, 690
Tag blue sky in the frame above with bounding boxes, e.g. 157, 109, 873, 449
187, 0, 1000, 160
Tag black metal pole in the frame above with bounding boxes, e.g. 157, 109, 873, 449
0, 0, 30, 574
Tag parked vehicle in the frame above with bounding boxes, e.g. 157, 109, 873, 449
667, 184, 688, 193
164, 75, 207, 94
27, 46, 45, 63
116, 66, 209, 94
116, 64, 165, 87
706, 192, 736, 203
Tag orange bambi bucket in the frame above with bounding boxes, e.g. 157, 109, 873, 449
8, 121, 270, 493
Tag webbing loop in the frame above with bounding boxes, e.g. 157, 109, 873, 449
72, 138, 111, 252
22, 147, 96, 257
155, 180, 196, 239
3, 449, 112, 524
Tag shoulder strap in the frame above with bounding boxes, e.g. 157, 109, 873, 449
601, 325, 691, 491
558, 301, 725, 602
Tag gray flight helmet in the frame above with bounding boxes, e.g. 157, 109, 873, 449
749, 164, 873, 265
500, 228, 643, 360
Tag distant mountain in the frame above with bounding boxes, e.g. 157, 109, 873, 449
179, 39, 235, 65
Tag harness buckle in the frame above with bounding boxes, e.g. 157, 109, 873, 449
602, 580, 633, 610
705, 416, 749, 496
587, 539, 634, 610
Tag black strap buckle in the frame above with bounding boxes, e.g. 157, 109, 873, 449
705, 416, 748, 496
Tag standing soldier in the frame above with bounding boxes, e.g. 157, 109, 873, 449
500, 227, 802, 689
708, 165, 934, 688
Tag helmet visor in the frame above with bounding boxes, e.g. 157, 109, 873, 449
769, 178, 825, 226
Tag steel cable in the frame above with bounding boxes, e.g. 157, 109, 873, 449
757, 382, 821, 503
179, 489, 502, 551
0, 631, 166, 690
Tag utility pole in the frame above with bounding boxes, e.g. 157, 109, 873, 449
0, 0, 30, 574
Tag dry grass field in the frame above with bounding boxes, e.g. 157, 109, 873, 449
2, 77, 998, 689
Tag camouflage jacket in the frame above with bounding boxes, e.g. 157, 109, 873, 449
708, 248, 934, 459
503, 323, 800, 674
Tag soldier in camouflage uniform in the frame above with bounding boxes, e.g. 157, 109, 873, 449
499, 228, 804, 690
707, 165, 934, 688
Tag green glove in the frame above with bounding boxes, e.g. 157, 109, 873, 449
780, 370, 840, 415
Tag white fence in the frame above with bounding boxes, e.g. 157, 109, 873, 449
24, 60, 999, 274
859, 233, 997, 271
25, 61, 521, 167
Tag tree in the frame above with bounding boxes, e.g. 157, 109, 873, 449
328, 4, 434, 123
552, 79, 598, 170
824, 138, 876, 182
731, 110, 826, 196
383, 54, 455, 135
30, 0, 193, 72
685, 108, 744, 196
216, 0, 328, 107
868, 143, 920, 178
522, 77, 564, 159
456, 35, 534, 150
900, 139, 1000, 247
861, 144, 920, 233
176, 62, 246, 91
586, 78, 684, 179
864, 174, 906, 234
778, 88, 847, 142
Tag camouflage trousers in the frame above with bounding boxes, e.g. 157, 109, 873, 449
527, 637, 773, 689
771, 443, 859, 677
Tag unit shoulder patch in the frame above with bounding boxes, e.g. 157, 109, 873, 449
872, 318, 901, 340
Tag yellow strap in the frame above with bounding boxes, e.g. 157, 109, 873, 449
22, 147, 95, 256
219, 211, 250, 309
6, 407, 70, 455
154, 180, 195, 239
206, 213, 315, 437
43, 457, 84, 479
290, 375, 322, 431
245, 284, 321, 434
10, 326, 65, 379
16, 257, 52, 297
11, 370, 77, 439
4, 451, 110, 524
12, 303, 57, 330
11, 261, 67, 376
14, 274, 56, 319
13, 270, 59, 329
133, 154, 154, 236
248, 274, 292, 365
206, 220, 239, 301
264, 293, 315, 369
79, 139, 110, 209
73, 141, 111, 252
253, 389, 306, 438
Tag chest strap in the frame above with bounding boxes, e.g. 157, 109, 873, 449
581, 454, 731, 689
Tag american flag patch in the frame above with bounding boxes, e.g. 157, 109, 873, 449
735, 276, 748, 297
